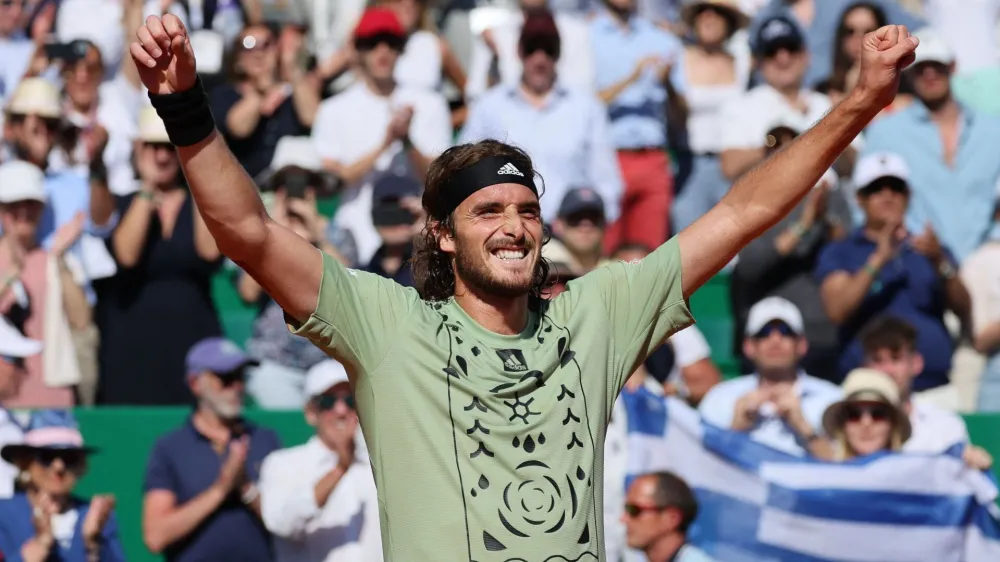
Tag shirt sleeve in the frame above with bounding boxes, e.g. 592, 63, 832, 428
585, 96, 624, 223
575, 237, 694, 391
814, 241, 849, 282
258, 450, 322, 539
142, 439, 176, 493
287, 251, 419, 375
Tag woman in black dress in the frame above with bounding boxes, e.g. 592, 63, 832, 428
95, 108, 223, 405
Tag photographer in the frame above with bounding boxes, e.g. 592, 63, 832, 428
731, 123, 853, 383
238, 137, 350, 409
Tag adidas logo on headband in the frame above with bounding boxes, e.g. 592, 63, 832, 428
497, 162, 524, 176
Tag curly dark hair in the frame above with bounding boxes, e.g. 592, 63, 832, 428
411, 139, 551, 302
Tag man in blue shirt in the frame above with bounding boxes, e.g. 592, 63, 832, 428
590, 0, 686, 252
862, 28, 1000, 263
142, 337, 281, 562
461, 9, 623, 224
816, 152, 972, 391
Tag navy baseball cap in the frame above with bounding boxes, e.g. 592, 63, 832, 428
185, 337, 259, 378
558, 187, 606, 218
754, 15, 805, 57
372, 174, 422, 226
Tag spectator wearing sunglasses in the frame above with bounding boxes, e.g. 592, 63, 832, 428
859, 316, 991, 470
817, 152, 971, 403
698, 297, 840, 457
0, 315, 41, 498
821, 368, 912, 461
141, 337, 281, 562
460, 11, 622, 228
312, 7, 450, 265
620, 471, 711, 562
0, 409, 124, 562
259, 360, 381, 562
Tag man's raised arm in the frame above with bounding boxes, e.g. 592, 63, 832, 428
677, 25, 919, 299
130, 15, 320, 322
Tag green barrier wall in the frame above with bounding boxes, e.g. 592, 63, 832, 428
67, 408, 1000, 562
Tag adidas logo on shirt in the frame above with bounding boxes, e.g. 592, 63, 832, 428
497, 162, 524, 176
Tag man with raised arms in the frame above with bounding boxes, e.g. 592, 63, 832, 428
128, 16, 918, 561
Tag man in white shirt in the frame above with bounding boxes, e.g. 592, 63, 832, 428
259, 360, 382, 562
719, 14, 856, 182
466, 0, 596, 102
697, 297, 841, 457
312, 7, 451, 265
0, 314, 42, 498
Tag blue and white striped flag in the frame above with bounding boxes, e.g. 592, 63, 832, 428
621, 388, 1000, 562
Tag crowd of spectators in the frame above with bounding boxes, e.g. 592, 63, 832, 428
1, 0, 1000, 559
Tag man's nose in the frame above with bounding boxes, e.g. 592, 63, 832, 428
501, 207, 526, 239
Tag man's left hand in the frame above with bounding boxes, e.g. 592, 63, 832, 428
855, 25, 919, 110
910, 223, 944, 264
963, 445, 993, 471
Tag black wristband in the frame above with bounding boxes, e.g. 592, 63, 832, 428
147, 76, 217, 147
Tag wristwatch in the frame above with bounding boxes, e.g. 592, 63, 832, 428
937, 260, 957, 280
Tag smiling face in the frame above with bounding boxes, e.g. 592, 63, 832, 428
439, 183, 544, 298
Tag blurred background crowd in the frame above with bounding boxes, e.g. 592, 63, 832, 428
1, 0, 1000, 559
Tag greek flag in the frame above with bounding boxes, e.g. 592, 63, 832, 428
621, 388, 1000, 562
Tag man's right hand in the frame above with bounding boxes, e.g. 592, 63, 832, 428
130, 14, 198, 94
216, 436, 249, 493
872, 220, 904, 267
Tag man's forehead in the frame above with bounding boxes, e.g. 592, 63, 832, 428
461, 183, 540, 208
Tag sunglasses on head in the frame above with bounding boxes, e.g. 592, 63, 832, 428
314, 393, 355, 411
33, 449, 86, 471
752, 322, 796, 340
844, 403, 892, 423
623, 502, 668, 517
1, 355, 25, 370
355, 33, 406, 52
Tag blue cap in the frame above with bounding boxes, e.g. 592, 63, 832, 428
754, 15, 805, 56
1, 410, 95, 463
557, 187, 605, 218
185, 337, 259, 377
372, 173, 422, 204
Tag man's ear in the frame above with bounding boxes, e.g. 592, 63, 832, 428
438, 222, 456, 254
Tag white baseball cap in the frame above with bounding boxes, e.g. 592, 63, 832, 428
137, 106, 170, 144
271, 136, 321, 172
852, 152, 910, 192
6, 78, 62, 119
911, 27, 955, 67
745, 296, 804, 336
0, 316, 42, 359
0, 161, 47, 204
305, 360, 350, 398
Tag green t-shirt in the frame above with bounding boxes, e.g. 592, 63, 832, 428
290, 237, 693, 561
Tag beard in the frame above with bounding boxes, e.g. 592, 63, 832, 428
454, 234, 540, 298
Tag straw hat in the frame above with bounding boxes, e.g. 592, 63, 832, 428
6, 78, 61, 119
137, 106, 170, 144
681, 0, 750, 31
822, 368, 911, 443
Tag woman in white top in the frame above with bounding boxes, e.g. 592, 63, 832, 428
670, 0, 750, 233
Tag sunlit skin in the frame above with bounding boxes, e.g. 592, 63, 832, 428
0, 200, 43, 248
135, 142, 180, 187
521, 48, 556, 94
9, 113, 58, 167
865, 348, 923, 399
843, 402, 893, 456
306, 381, 359, 448
554, 212, 604, 258
621, 475, 684, 554
63, 44, 104, 111
693, 7, 730, 46
0, 358, 27, 401
25, 454, 85, 498
760, 47, 809, 91
440, 184, 543, 316
238, 25, 278, 82
362, 41, 400, 83
190, 371, 245, 420
742, 321, 807, 373
857, 183, 908, 230
909, 61, 952, 106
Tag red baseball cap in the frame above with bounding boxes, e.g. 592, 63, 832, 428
353, 8, 406, 41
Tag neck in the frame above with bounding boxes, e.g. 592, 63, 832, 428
776, 84, 802, 103
3, 234, 35, 253
366, 74, 396, 97
193, 407, 236, 443
519, 82, 554, 105
454, 284, 530, 336
926, 96, 960, 123
569, 246, 602, 271
696, 40, 727, 55
70, 98, 96, 116
758, 368, 798, 386
608, 5, 633, 26
645, 532, 685, 562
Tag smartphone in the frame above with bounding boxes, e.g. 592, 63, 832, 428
44, 42, 76, 61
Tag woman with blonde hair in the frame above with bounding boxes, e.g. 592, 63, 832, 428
822, 368, 911, 461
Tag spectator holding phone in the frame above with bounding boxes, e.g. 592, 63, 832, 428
238, 137, 351, 410
0, 410, 124, 562
98, 107, 223, 405
363, 174, 421, 287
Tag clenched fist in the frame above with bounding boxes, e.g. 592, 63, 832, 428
855, 25, 920, 110
130, 15, 198, 95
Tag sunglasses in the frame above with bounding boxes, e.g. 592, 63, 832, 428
841, 25, 876, 37
564, 212, 605, 228
33, 449, 86, 471
520, 38, 560, 60
752, 322, 796, 340
761, 39, 803, 59
314, 393, 355, 411
623, 502, 667, 517
215, 369, 247, 387
8, 114, 61, 131
355, 33, 406, 52
859, 181, 908, 198
844, 403, 892, 423
240, 35, 274, 51
1, 355, 25, 370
